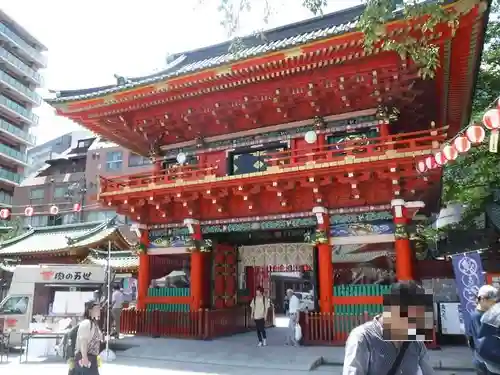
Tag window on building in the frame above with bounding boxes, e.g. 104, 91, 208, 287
48, 215, 62, 226
0, 295, 29, 314
128, 153, 151, 167
86, 210, 117, 222
30, 188, 45, 200
105, 151, 123, 171
53, 186, 67, 199
77, 139, 92, 149
25, 215, 48, 227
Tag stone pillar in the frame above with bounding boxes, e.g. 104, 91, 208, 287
184, 218, 204, 311
136, 226, 150, 310
391, 199, 414, 281
313, 206, 333, 313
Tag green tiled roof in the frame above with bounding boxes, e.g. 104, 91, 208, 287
0, 219, 129, 255
84, 249, 138, 269
47, 5, 365, 103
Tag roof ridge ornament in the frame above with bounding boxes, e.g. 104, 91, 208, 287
114, 74, 131, 86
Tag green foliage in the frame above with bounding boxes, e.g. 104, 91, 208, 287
440, 0, 500, 233
358, 0, 459, 79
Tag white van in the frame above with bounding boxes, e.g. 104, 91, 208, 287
0, 264, 107, 347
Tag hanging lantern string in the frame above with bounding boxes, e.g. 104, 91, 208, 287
442, 94, 500, 146
0, 202, 104, 218
415, 95, 500, 173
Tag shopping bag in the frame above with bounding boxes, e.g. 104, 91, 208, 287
295, 323, 302, 342
99, 349, 116, 362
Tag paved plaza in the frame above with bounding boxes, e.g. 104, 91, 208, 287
0, 318, 477, 374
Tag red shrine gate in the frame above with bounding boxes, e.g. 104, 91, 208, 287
47, 0, 489, 344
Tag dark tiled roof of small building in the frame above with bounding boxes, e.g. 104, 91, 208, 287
47, 4, 365, 103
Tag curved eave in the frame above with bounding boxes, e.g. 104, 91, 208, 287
46, 0, 479, 114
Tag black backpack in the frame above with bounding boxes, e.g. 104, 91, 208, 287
63, 324, 80, 360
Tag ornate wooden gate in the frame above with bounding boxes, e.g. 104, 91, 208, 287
212, 243, 238, 309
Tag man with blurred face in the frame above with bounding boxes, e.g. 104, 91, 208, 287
343, 281, 435, 375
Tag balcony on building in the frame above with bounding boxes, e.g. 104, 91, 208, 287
0, 94, 39, 126
0, 165, 21, 186
0, 47, 43, 86
0, 19, 47, 68
0, 139, 28, 167
0, 68, 41, 106
0, 116, 35, 146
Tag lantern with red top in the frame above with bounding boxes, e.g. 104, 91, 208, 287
483, 108, 500, 153
24, 206, 34, 217
442, 144, 458, 162
466, 124, 486, 145
453, 135, 471, 154
0, 208, 10, 220
73, 203, 82, 212
434, 151, 447, 167
416, 159, 427, 174
424, 156, 437, 170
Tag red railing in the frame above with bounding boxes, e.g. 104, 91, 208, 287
301, 312, 372, 345
120, 306, 253, 339
267, 127, 447, 167
99, 127, 447, 195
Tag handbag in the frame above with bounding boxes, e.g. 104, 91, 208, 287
386, 341, 410, 375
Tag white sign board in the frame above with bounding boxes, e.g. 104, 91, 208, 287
439, 302, 464, 335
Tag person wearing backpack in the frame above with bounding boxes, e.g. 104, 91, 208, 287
74, 300, 103, 375
342, 281, 435, 375
250, 286, 270, 347
470, 285, 500, 375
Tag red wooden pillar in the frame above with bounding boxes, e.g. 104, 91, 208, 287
137, 227, 150, 310
391, 199, 414, 281
185, 218, 204, 311
313, 206, 333, 313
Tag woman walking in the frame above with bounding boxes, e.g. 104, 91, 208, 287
74, 300, 103, 375
250, 286, 270, 346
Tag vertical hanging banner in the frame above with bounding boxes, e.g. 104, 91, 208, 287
451, 252, 485, 334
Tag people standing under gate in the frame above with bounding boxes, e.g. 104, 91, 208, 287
286, 288, 300, 346
250, 286, 270, 346
111, 284, 125, 337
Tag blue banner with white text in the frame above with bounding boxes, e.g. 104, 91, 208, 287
451, 252, 485, 335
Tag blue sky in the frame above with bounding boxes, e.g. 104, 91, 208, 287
1, 0, 360, 145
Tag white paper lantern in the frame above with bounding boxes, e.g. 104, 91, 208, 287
453, 136, 471, 153
176, 152, 187, 164
304, 131, 317, 144
416, 160, 427, 173
424, 156, 437, 170
49, 205, 59, 215
466, 124, 486, 144
24, 206, 34, 217
442, 145, 458, 161
434, 151, 447, 166
483, 109, 500, 131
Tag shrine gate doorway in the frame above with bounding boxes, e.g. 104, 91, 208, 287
238, 242, 315, 313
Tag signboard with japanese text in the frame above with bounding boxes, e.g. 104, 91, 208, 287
9, 265, 107, 285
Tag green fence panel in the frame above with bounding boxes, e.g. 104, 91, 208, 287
146, 287, 190, 312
